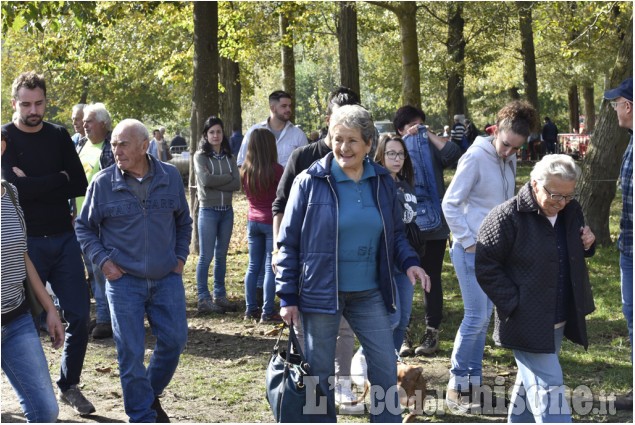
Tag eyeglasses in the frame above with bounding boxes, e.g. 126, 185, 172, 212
542, 185, 577, 202
610, 100, 632, 109
385, 151, 406, 160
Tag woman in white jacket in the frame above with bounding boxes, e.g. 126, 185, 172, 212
441, 101, 539, 414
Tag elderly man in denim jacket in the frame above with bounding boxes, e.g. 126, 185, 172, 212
76, 119, 193, 422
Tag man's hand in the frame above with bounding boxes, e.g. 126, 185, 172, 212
45, 309, 65, 349
580, 226, 595, 250
280, 306, 299, 326
407, 266, 431, 293
173, 258, 185, 274
12, 166, 26, 177
102, 259, 125, 281
465, 244, 476, 253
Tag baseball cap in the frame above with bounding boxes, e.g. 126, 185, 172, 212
604, 78, 633, 102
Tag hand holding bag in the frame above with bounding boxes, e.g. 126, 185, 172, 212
265, 322, 323, 422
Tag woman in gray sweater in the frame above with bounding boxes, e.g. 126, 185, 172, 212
194, 117, 240, 314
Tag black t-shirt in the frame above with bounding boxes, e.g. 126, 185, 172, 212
1, 122, 88, 236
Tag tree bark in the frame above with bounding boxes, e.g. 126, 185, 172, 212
578, 17, 632, 246
220, 56, 242, 138
582, 84, 595, 133
567, 84, 579, 133
446, 2, 466, 123
508, 86, 521, 100
370, 1, 421, 109
190, 2, 219, 254
337, 1, 360, 97
516, 2, 539, 116
279, 13, 296, 124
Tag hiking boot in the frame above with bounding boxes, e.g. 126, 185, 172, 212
614, 391, 633, 411
58, 385, 96, 416
198, 298, 225, 315
335, 378, 365, 415
260, 312, 283, 324
415, 327, 439, 355
399, 329, 414, 357
244, 309, 261, 321
445, 388, 470, 414
151, 397, 170, 423
92, 322, 113, 339
213, 295, 237, 312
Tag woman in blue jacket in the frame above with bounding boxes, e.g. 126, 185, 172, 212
276, 105, 430, 422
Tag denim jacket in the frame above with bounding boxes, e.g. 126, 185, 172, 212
75, 155, 193, 280
275, 153, 420, 314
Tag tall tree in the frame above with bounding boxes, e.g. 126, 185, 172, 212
582, 84, 595, 132
369, 1, 421, 108
190, 2, 219, 253
337, 1, 360, 95
578, 17, 632, 246
279, 11, 296, 123
446, 2, 466, 122
516, 1, 539, 115
219, 56, 242, 137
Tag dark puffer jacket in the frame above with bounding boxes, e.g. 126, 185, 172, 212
475, 182, 595, 353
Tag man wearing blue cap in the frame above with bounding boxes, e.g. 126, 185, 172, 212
605, 77, 633, 410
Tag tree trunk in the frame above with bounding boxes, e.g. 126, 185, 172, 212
446, 2, 466, 123
567, 84, 579, 133
582, 84, 595, 133
396, 2, 421, 109
508, 86, 521, 100
516, 2, 539, 116
578, 17, 632, 246
220, 56, 242, 138
337, 1, 360, 97
80, 78, 89, 104
190, 2, 219, 254
279, 13, 296, 124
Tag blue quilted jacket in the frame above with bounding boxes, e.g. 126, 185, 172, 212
275, 153, 420, 314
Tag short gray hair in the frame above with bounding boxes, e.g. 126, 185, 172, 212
72, 104, 87, 113
530, 154, 581, 183
328, 104, 374, 146
112, 119, 149, 146
84, 103, 112, 131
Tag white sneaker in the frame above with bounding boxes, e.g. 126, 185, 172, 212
350, 349, 367, 387
335, 378, 365, 415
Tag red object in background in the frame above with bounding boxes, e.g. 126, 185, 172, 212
558, 133, 590, 158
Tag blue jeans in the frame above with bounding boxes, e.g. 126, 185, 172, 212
509, 326, 571, 423
244, 220, 275, 314
90, 258, 111, 324
27, 231, 90, 391
391, 270, 414, 351
106, 272, 188, 422
302, 289, 401, 422
449, 242, 493, 390
620, 252, 633, 357
196, 207, 234, 300
2, 313, 59, 423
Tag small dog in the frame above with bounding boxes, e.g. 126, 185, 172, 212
346, 362, 427, 422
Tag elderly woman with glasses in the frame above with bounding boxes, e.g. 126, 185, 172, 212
276, 104, 430, 422
476, 154, 596, 423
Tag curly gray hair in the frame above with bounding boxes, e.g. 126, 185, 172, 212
530, 154, 581, 183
